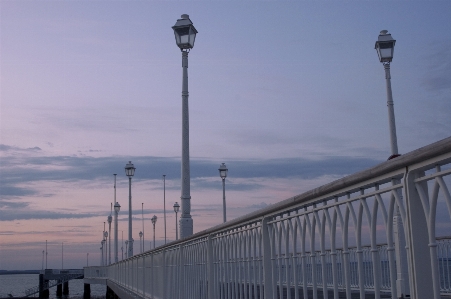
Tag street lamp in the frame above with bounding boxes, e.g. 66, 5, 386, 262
375, 30, 408, 298
173, 202, 180, 240
219, 163, 228, 223
107, 211, 112, 265
172, 14, 198, 239
141, 203, 145, 252
375, 30, 400, 160
139, 231, 143, 253
125, 161, 136, 257
125, 240, 128, 259
163, 175, 167, 244
103, 231, 108, 266
114, 202, 121, 263
100, 241, 104, 266
151, 215, 157, 249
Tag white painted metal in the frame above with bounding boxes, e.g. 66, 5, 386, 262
85, 137, 451, 299
180, 49, 193, 239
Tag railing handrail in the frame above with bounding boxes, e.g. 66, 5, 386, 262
115, 136, 451, 259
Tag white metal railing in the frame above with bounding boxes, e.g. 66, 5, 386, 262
85, 137, 451, 299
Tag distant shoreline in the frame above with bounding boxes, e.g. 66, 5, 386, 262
0, 270, 40, 275
0, 269, 82, 275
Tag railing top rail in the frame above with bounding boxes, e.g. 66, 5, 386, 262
116, 136, 451, 260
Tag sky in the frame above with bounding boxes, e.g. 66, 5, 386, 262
0, 0, 450, 270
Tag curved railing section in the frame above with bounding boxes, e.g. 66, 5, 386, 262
85, 136, 451, 299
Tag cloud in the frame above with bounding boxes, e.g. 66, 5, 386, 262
0, 145, 382, 201
0, 199, 29, 209
0, 186, 37, 197
0, 144, 41, 152
0, 210, 98, 221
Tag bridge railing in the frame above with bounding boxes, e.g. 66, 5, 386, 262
85, 137, 451, 299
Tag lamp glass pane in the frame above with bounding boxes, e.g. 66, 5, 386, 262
180, 34, 189, 45
174, 32, 181, 45
189, 28, 196, 47
175, 27, 190, 46
379, 48, 393, 59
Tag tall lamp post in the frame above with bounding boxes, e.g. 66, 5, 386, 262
125, 161, 136, 257
163, 175, 167, 244
172, 14, 198, 239
114, 202, 121, 262
141, 203, 145, 252
375, 30, 408, 298
107, 208, 112, 265
103, 231, 108, 266
139, 231, 143, 253
375, 30, 400, 160
219, 163, 228, 223
173, 202, 180, 240
100, 241, 104, 266
151, 215, 157, 249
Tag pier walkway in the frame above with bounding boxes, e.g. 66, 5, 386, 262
85, 137, 451, 299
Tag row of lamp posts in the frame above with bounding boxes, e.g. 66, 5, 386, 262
105, 160, 226, 264
100, 15, 400, 269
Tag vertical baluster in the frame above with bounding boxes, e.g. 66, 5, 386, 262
326, 200, 339, 299
356, 190, 365, 299
316, 205, 328, 299
277, 220, 284, 299
290, 214, 299, 299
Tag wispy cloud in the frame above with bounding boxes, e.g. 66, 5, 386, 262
0, 210, 98, 221
0, 145, 382, 201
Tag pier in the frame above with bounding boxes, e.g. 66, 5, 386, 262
20, 269, 84, 298
83, 137, 451, 299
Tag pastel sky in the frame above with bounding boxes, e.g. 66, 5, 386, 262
1, 0, 450, 270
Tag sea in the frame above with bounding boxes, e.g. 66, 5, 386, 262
0, 274, 106, 298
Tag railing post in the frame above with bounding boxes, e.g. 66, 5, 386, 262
207, 234, 214, 299
162, 249, 167, 299
262, 217, 274, 299
392, 179, 410, 298
151, 252, 154, 299
404, 170, 435, 299
179, 244, 184, 299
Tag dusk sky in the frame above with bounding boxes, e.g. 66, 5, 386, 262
1, 0, 450, 270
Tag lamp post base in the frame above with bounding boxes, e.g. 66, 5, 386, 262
179, 217, 193, 239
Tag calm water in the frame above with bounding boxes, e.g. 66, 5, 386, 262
0, 274, 106, 298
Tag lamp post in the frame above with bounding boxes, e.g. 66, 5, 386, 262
114, 202, 121, 263
163, 175, 167, 244
218, 163, 228, 223
172, 14, 198, 239
173, 202, 180, 240
139, 231, 143, 253
125, 240, 128, 259
107, 209, 112, 265
375, 30, 408, 298
141, 203, 145, 252
103, 231, 108, 266
125, 161, 136, 257
45, 240, 47, 269
100, 241, 104, 266
151, 215, 157, 249
375, 30, 400, 160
